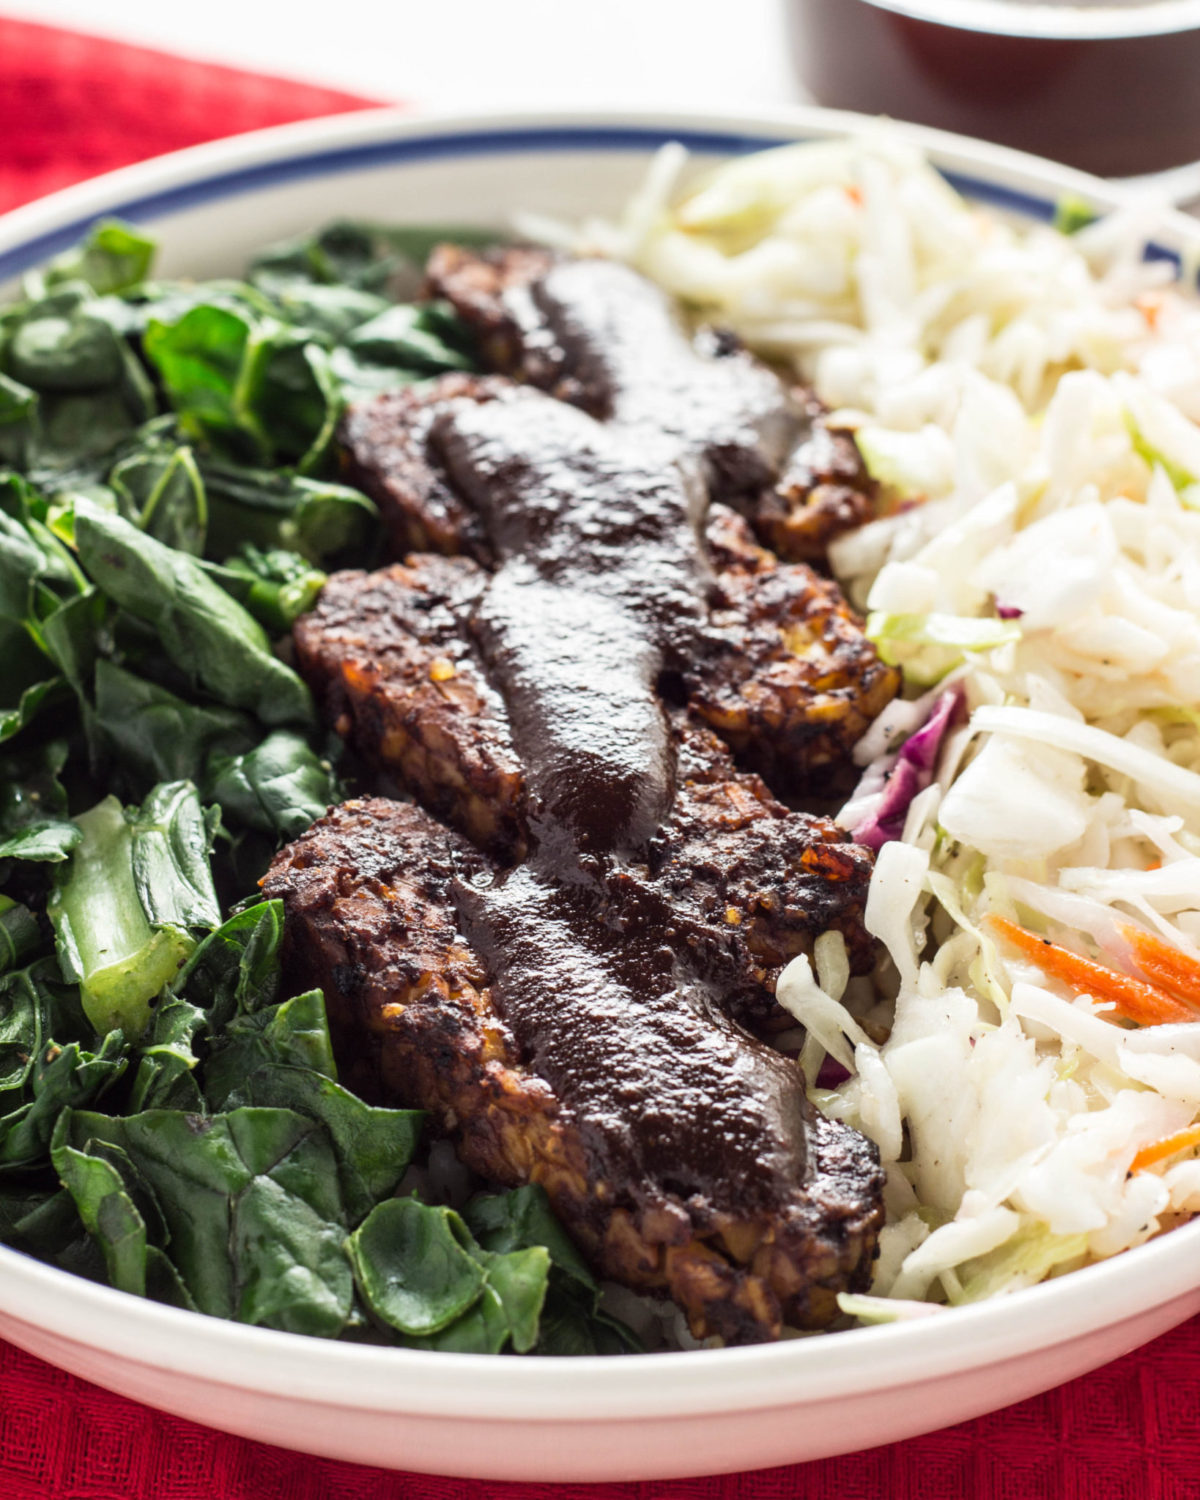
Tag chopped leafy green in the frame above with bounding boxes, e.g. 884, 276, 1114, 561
8, 297, 128, 392
34, 587, 103, 696
109, 432, 206, 555
0, 213, 612, 1361
346, 1197, 487, 1337
0, 901, 41, 974
3, 1186, 105, 1280
266, 282, 390, 342
330, 301, 475, 400
50, 1127, 150, 1296
205, 730, 337, 841
204, 988, 339, 1108
465, 1182, 595, 1291
0, 822, 79, 863
143, 304, 342, 472
531, 1285, 641, 1357
141, 302, 264, 458
0, 374, 37, 468
0, 961, 45, 1099
49, 782, 219, 1038
61, 1105, 353, 1335
0, 740, 78, 863
228, 1065, 422, 1226
49, 795, 190, 1038
92, 659, 253, 786
476, 1246, 552, 1354
346, 1195, 561, 1355
248, 219, 496, 296
0, 674, 66, 744
74, 508, 314, 727
171, 898, 284, 1027
2, 285, 157, 480
129, 990, 206, 1113
201, 461, 376, 563
465, 1185, 641, 1355
33, 220, 157, 298
345, 300, 474, 373
209, 545, 325, 634
402, 1285, 514, 1354
130, 780, 221, 932
0, 505, 49, 618
0, 1027, 126, 1172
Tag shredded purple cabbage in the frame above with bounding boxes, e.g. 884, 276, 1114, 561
995, 603, 1024, 620
851, 685, 964, 851
816, 1055, 852, 1088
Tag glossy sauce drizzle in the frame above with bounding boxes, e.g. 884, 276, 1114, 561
431, 383, 816, 1212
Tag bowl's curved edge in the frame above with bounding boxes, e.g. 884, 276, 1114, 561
6, 1203, 1200, 1422
3, 1273, 1198, 1480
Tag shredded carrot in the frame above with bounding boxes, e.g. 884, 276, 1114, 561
1130, 1124, 1200, 1174
1135, 292, 1163, 329
845, 184, 863, 206
984, 914, 1198, 1026
1146, 859, 1163, 871
1120, 922, 1200, 1010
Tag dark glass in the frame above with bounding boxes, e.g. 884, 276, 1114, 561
786, 0, 1200, 176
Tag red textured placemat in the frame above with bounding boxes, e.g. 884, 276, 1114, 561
0, 15, 377, 211
0, 15, 1198, 1498
5, 1315, 1200, 1500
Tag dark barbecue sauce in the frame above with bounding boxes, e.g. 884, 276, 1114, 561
435, 391, 708, 855
526, 257, 801, 502
432, 385, 816, 1209
458, 866, 810, 1217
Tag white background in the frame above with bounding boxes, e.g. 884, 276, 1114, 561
2, 1, 804, 112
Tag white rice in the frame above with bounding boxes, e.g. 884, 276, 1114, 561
522, 137, 1200, 1322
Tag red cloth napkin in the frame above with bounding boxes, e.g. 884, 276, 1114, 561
0, 14, 1198, 1497
0, 15, 374, 211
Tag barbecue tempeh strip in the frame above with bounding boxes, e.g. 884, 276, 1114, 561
338, 373, 512, 562
690, 526, 901, 795
425, 244, 879, 559
295, 553, 527, 862
263, 797, 884, 1343
294, 559, 879, 1016
334, 381, 898, 796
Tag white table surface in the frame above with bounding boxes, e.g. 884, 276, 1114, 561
4, 0, 804, 113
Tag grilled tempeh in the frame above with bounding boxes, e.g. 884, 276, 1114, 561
295, 553, 527, 862
338, 372, 512, 562
691, 519, 901, 795
286, 253, 895, 1343
264, 797, 884, 1343
334, 382, 898, 797
295, 558, 878, 1015
425, 243, 878, 559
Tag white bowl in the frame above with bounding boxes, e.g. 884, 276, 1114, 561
1, 105, 1198, 1484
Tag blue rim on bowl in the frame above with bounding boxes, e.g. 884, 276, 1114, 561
0, 115, 1186, 285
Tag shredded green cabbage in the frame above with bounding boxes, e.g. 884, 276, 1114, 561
867, 612, 1021, 688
